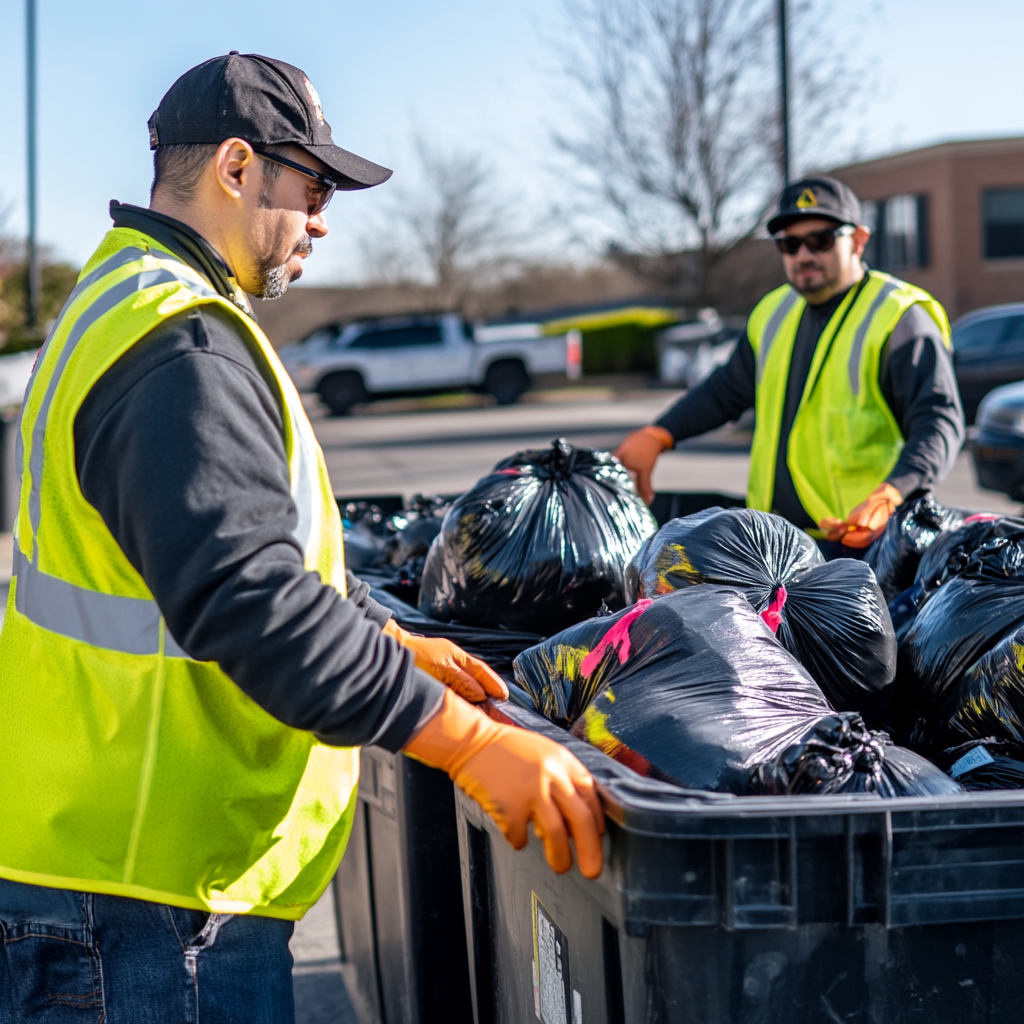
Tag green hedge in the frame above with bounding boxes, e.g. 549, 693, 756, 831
581, 323, 658, 375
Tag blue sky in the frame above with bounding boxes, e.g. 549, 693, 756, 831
1, 0, 1023, 283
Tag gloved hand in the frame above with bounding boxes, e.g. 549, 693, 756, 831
613, 425, 674, 505
404, 689, 605, 877
819, 482, 902, 549
382, 619, 508, 703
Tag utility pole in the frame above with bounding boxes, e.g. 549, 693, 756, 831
26, 0, 40, 331
777, 0, 791, 187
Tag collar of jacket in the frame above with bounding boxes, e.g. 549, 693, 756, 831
108, 201, 256, 321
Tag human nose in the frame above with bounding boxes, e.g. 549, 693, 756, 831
307, 211, 329, 239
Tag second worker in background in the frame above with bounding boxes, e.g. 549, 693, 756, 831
616, 176, 966, 556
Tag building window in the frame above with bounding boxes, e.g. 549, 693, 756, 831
983, 188, 1024, 259
862, 194, 929, 270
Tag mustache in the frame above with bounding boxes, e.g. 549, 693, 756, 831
292, 235, 313, 258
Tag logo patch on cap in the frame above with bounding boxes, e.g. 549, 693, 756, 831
302, 77, 325, 126
796, 188, 817, 209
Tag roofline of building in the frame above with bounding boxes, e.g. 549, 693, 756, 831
830, 136, 1024, 177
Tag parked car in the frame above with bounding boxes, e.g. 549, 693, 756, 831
952, 302, 1024, 423
655, 312, 741, 388
279, 313, 567, 415
971, 381, 1024, 500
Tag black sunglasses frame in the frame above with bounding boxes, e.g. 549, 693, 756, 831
773, 224, 855, 256
253, 149, 337, 215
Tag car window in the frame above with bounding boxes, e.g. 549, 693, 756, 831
953, 316, 1013, 352
999, 315, 1024, 344
348, 324, 444, 349
301, 326, 338, 346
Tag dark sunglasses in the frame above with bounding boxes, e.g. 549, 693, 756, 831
253, 149, 337, 216
774, 223, 855, 256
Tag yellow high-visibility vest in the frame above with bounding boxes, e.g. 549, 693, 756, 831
745, 270, 951, 529
0, 227, 358, 920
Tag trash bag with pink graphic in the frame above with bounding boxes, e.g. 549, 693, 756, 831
419, 439, 657, 634
624, 507, 895, 728
511, 586, 958, 797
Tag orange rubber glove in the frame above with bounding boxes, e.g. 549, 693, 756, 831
613, 425, 674, 505
383, 619, 508, 703
404, 689, 605, 878
819, 482, 902, 549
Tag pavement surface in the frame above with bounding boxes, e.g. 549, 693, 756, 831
1, 386, 1022, 1024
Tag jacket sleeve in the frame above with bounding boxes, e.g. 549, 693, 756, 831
654, 330, 757, 442
74, 305, 443, 752
879, 304, 966, 497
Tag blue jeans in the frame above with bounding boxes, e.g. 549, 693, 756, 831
0, 877, 295, 1023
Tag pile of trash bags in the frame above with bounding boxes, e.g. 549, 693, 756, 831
513, 586, 957, 798
419, 439, 657, 634
625, 507, 895, 727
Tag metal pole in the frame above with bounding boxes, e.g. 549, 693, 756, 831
26, 0, 40, 330
777, 0, 791, 187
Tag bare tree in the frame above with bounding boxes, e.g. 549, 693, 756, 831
551, 0, 859, 307
360, 138, 517, 309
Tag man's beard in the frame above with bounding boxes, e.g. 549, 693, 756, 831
253, 234, 314, 300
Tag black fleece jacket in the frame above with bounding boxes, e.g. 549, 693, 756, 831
72, 202, 444, 751
655, 281, 966, 529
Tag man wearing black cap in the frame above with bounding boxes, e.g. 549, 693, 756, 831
616, 175, 965, 552
0, 54, 603, 1021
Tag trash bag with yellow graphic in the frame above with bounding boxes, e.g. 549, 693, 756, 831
927, 622, 1024, 751
419, 439, 657, 634
624, 507, 895, 727
512, 586, 956, 797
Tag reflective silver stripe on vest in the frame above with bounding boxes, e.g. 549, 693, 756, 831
16, 247, 160, 486
12, 546, 190, 657
756, 289, 800, 383
28, 266, 217, 558
848, 280, 899, 394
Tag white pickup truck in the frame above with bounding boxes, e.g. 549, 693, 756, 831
280, 313, 567, 414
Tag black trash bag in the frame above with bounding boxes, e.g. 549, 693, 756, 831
865, 492, 964, 602
894, 532, 1024, 729
512, 586, 954, 797
419, 439, 657, 634
754, 716, 959, 797
384, 516, 444, 566
930, 622, 1024, 748
931, 738, 1024, 791
915, 513, 1024, 590
625, 507, 895, 726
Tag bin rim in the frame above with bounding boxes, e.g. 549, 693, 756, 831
486, 698, 1024, 839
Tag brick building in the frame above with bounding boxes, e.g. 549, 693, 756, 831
832, 137, 1024, 320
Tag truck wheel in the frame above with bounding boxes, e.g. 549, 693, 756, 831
319, 372, 367, 416
483, 360, 530, 406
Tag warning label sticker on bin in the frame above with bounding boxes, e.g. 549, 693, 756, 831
532, 892, 575, 1024
950, 745, 996, 778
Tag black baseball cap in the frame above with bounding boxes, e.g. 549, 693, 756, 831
148, 53, 392, 191
766, 176, 862, 235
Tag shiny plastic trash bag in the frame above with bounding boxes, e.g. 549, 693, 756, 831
932, 738, 1024, 790
931, 622, 1024, 748
894, 532, 1024, 727
914, 513, 1024, 591
419, 439, 657, 634
865, 492, 964, 602
625, 507, 896, 726
513, 586, 955, 796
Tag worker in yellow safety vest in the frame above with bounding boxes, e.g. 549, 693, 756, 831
0, 53, 603, 1022
616, 176, 965, 556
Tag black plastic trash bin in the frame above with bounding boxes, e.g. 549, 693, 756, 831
331, 489, 746, 1024
333, 746, 474, 1024
456, 700, 1024, 1024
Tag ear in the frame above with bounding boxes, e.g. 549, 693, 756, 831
851, 224, 871, 258
214, 138, 257, 202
